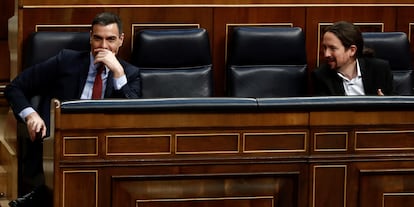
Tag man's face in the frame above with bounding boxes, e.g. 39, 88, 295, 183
322, 31, 356, 70
90, 23, 124, 57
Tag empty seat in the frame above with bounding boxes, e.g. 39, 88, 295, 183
131, 28, 213, 98
362, 32, 414, 95
227, 26, 308, 97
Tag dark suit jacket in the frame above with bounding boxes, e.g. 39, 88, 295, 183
312, 57, 394, 96
5, 49, 141, 125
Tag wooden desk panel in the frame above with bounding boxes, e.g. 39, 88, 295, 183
48, 99, 414, 207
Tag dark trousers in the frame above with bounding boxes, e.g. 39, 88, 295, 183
17, 123, 45, 196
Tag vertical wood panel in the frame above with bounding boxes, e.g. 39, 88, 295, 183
112, 174, 297, 207
396, 7, 414, 68
359, 169, 414, 207
63, 170, 98, 207
0, 0, 14, 88
312, 165, 347, 207
0, 0, 14, 38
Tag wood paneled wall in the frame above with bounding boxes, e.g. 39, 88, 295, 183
6, 1, 414, 96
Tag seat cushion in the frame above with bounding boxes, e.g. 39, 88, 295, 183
393, 70, 414, 95
140, 65, 213, 98
228, 65, 308, 97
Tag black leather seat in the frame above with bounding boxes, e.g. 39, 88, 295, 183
24, 31, 90, 68
362, 32, 414, 95
131, 28, 213, 98
227, 26, 308, 97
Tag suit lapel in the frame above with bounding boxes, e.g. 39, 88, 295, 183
358, 58, 371, 93
325, 65, 345, 95
104, 71, 114, 98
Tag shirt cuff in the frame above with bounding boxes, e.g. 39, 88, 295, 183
19, 107, 36, 122
113, 75, 127, 90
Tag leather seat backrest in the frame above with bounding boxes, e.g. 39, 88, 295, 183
131, 28, 213, 98
362, 32, 414, 95
227, 26, 308, 97
24, 31, 90, 68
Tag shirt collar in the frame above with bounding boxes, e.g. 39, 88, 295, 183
337, 59, 361, 81
356, 58, 362, 77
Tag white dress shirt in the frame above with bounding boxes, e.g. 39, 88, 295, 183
337, 59, 365, 96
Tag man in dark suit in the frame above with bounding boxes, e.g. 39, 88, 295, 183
312, 21, 393, 96
5, 12, 141, 207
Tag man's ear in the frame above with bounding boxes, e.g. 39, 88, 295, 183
119, 33, 125, 47
349, 45, 357, 57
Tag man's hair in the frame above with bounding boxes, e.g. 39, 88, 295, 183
324, 21, 364, 58
91, 12, 123, 35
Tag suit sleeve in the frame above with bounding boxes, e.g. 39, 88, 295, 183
371, 58, 394, 95
4, 52, 61, 119
110, 60, 141, 98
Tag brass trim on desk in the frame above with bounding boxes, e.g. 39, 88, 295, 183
63, 136, 98, 157
175, 133, 240, 155
62, 170, 98, 207
355, 130, 414, 151
136, 196, 275, 206
243, 132, 307, 153
313, 132, 348, 152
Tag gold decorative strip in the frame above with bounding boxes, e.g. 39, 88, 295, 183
106, 134, 172, 156
0, 84, 5, 95
63, 136, 98, 157
243, 132, 307, 153
314, 132, 348, 152
360, 168, 414, 173
312, 165, 347, 207
62, 170, 98, 207
409, 23, 414, 43
136, 196, 275, 206
35, 24, 90, 32
175, 133, 240, 155
22, 4, 414, 9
